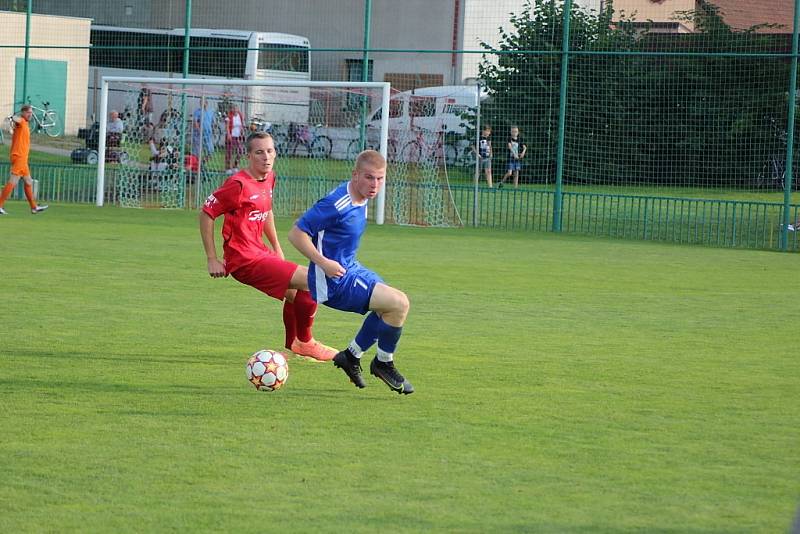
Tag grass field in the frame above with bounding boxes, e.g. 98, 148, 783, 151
1, 202, 798, 532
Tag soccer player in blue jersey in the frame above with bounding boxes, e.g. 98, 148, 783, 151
288, 150, 414, 394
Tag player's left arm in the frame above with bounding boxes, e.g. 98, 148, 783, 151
262, 210, 284, 260
520, 140, 527, 159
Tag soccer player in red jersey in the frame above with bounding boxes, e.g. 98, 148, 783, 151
199, 132, 336, 361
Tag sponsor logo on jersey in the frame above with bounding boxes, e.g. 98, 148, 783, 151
204, 194, 218, 207
248, 210, 270, 222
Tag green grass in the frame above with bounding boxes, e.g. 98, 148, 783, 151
0, 149, 72, 165
1, 202, 798, 532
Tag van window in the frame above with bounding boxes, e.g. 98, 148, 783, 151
409, 96, 435, 118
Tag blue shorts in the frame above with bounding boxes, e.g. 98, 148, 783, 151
310, 263, 383, 315
507, 160, 522, 171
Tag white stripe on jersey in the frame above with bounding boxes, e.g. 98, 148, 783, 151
334, 194, 351, 211
314, 229, 328, 303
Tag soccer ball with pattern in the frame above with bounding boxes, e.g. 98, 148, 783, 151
245, 349, 289, 391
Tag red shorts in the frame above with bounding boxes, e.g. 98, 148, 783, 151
230, 254, 298, 300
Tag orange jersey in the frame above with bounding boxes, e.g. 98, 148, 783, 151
10, 118, 30, 161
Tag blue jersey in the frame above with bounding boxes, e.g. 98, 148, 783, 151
296, 182, 380, 312
296, 181, 367, 269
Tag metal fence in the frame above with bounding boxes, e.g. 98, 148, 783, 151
1, 0, 800, 251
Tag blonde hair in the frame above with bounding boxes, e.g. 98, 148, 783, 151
355, 149, 386, 170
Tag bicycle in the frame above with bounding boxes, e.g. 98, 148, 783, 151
275, 122, 333, 159
346, 126, 398, 162
399, 125, 458, 166
756, 115, 791, 190
26, 97, 62, 137
446, 137, 479, 169
0, 115, 10, 145
756, 153, 786, 190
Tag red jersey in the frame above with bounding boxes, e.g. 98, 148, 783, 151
202, 169, 277, 273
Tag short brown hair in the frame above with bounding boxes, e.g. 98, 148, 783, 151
355, 149, 386, 170
246, 131, 273, 153
20, 104, 32, 113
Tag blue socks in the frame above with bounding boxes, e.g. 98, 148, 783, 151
347, 311, 403, 362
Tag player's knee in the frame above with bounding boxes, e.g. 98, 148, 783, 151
392, 289, 410, 316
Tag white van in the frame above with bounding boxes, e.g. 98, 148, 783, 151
368, 85, 488, 135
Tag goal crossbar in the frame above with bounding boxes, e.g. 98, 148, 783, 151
96, 76, 392, 223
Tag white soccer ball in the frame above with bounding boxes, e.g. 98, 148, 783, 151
245, 349, 289, 391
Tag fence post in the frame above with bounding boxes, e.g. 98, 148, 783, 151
553, 0, 573, 233
21, 0, 31, 106
359, 0, 373, 152
473, 81, 482, 227
178, 0, 193, 208
782, 0, 800, 250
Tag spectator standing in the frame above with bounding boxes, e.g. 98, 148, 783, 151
499, 125, 527, 189
477, 125, 493, 188
192, 101, 216, 160
225, 104, 246, 174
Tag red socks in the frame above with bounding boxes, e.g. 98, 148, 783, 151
282, 300, 297, 350
283, 290, 318, 348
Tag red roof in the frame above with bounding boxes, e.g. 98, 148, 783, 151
709, 0, 795, 33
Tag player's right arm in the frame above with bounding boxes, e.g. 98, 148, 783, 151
199, 211, 226, 278
199, 180, 241, 278
288, 225, 345, 278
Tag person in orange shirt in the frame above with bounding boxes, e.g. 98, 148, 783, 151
0, 105, 48, 215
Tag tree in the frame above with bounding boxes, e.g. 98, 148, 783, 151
478, 0, 792, 188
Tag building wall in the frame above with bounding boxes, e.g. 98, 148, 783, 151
0, 10, 90, 134
16, 0, 156, 27
136, 0, 459, 86
461, 0, 604, 83
612, 0, 696, 31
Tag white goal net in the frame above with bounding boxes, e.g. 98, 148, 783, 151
97, 77, 467, 226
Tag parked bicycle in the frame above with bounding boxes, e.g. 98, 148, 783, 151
275, 122, 333, 159
756, 115, 791, 190
249, 115, 273, 134
399, 125, 458, 166
26, 97, 62, 137
450, 139, 478, 169
0, 115, 10, 144
756, 153, 786, 190
346, 125, 398, 162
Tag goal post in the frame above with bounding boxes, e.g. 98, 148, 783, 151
96, 76, 467, 227
96, 76, 391, 223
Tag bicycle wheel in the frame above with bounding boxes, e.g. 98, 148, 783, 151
272, 133, 288, 157
387, 140, 398, 163
310, 135, 333, 159
400, 141, 422, 164
444, 143, 458, 166
459, 148, 477, 169
346, 139, 361, 160
212, 119, 226, 148
43, 110, 62, 137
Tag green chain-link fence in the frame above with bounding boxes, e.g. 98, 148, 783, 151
1, 0, 798, 250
